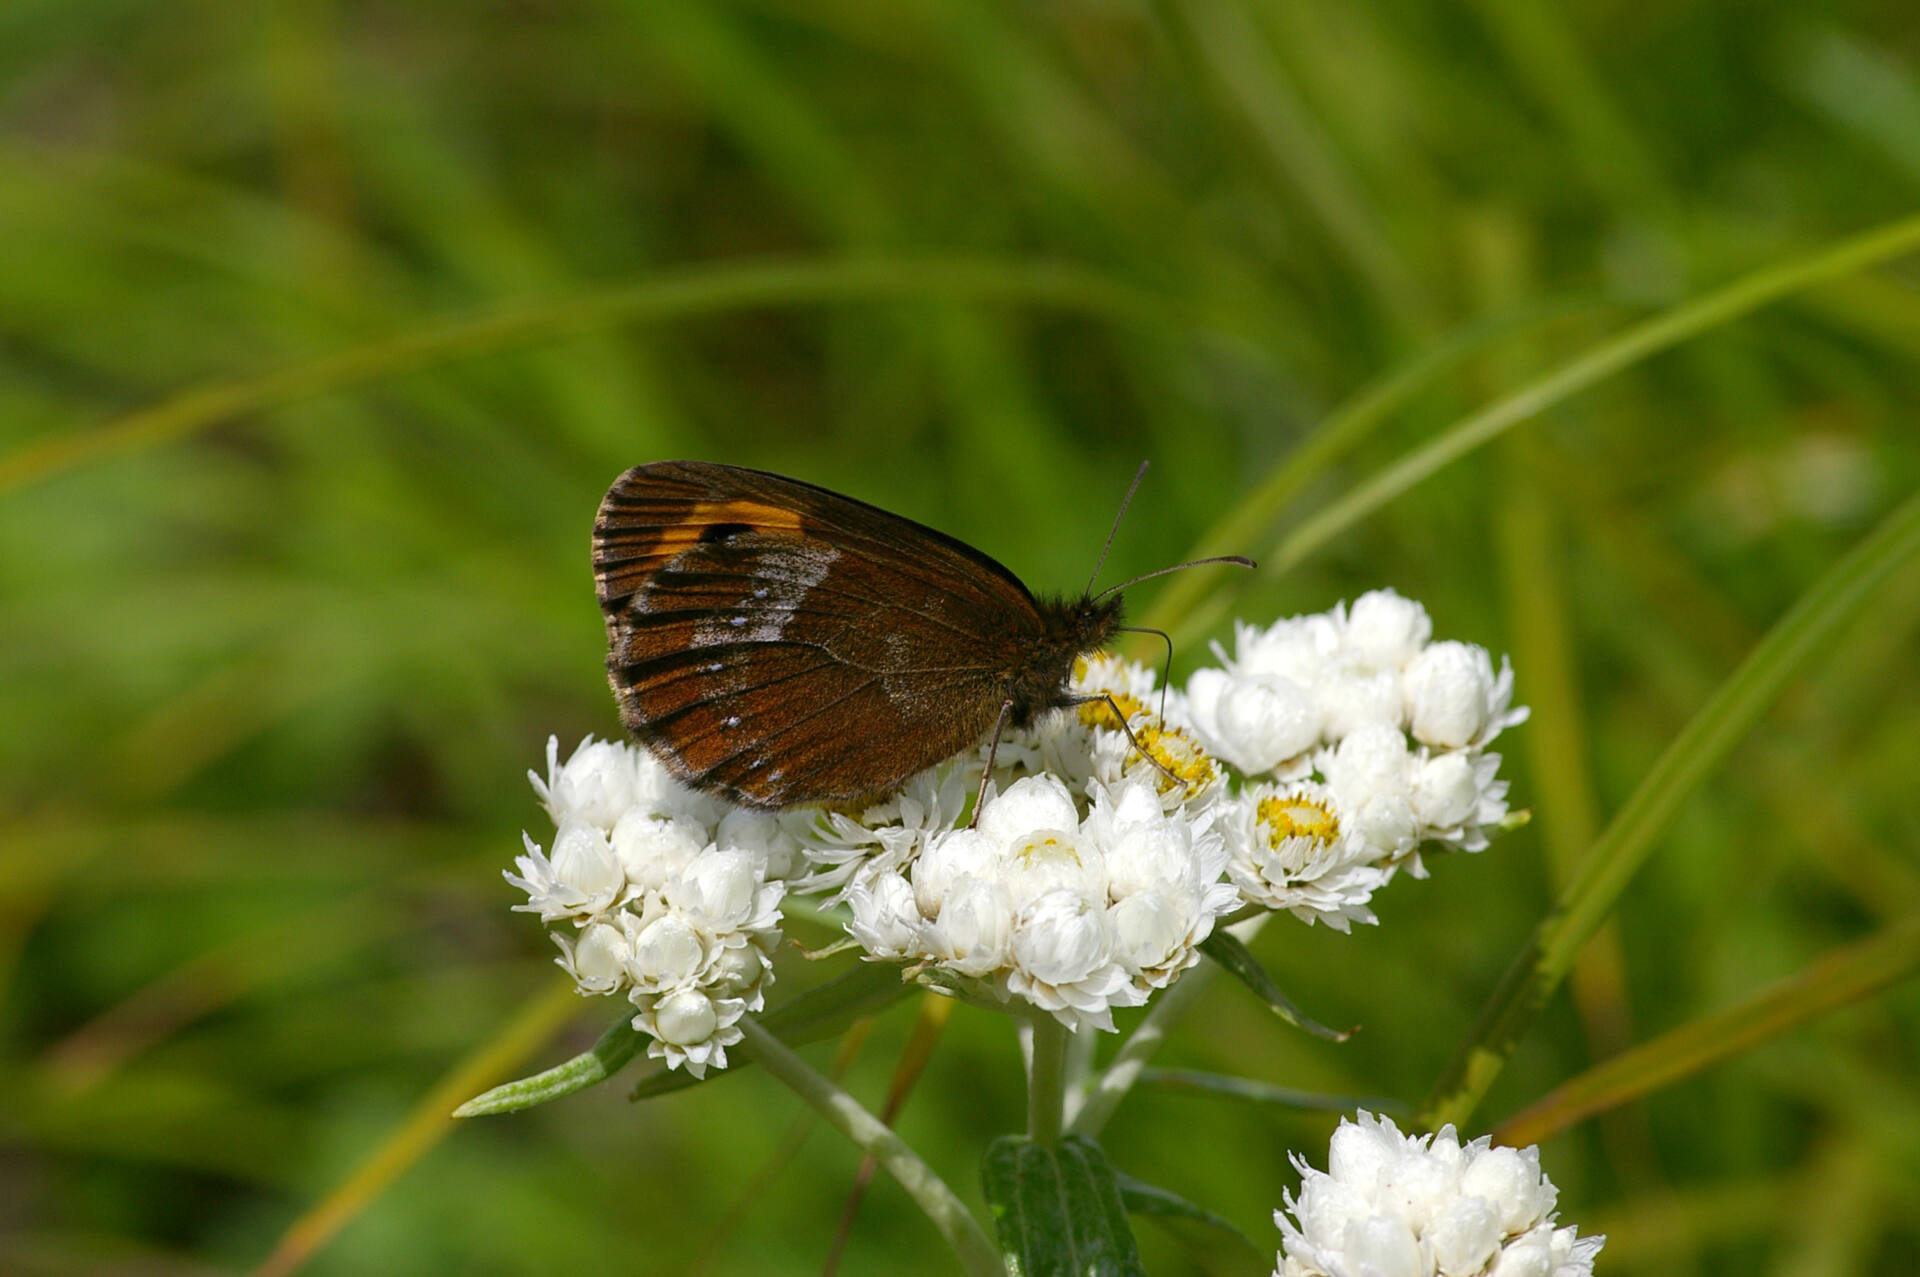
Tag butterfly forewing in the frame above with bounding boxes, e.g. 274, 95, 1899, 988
593, 461, 1044, 806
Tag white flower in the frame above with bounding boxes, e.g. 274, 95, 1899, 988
1315, 668, 1404, 743
1185, 666, 1321, 774
716, 807, 807, 881
626, 911, 709, 991
1107, 889, 1199, 984
799, 761, 975, 894
1223, 783, 1389, 931
629, 987, 747, 1079
1006, 888, 1142, 1033
1341, 589, 1432, 671
968, 775, 1104, 909
530, 735, 639, 829
1275, 1112, 1603, 1277
553, 920, 632, 994
1084, 780, 1237, 984
1087, 718, 1225, 809
833, 773, 1237, 1028
1410, 750, 1509, 853
505, 826, 627, 923
609, 811, 706, 894
631, 746, 729, 831
512, 735, 791, 1078
1321, 723, 1412, 803
668, 848, 770, 933
706, 940, 774, 1010
912, 827, 997, 918
1347, 791, 1420, 870
1404, 642, 1527, 749
1088, 779, 1200, 898
1319, 725, 1421, 867
1227, 613, 1344, 687
922, 875, 1015, 977
844, 869, 922, 960
978, 773, 1082, 848
1072, 652, 1162, 705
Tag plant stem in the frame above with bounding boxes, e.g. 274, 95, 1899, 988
1070, 916, 1270, 1139
1026, 1016, 1070, 1147
736, 1020, 1002, 1277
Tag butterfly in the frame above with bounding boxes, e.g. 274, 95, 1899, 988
591, 460, 1248, 812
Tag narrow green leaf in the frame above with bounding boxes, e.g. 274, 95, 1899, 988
1261, 213, 1920, 582
0, 257, 1265, 496
1200, 932, 1352, 1041
1495, 911, 1920, 1147
1140, 1067, 1403, 1116
1105, 1167, 1267, 1267
458, 961, 913, 1114
1136, 275, 1599, 651
1422, 485, 1920, 1130
454, 1008, 644, 1117
984, 1134, 1146, 1277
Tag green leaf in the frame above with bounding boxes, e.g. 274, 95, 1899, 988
1495, 910, 1920, 1147
982, 1136, 1141, 1276
1200, 932, 1352, 1041
629, 959, 912, 1099
453, 1008, 646, 1117
983, 1133, 1146, 1277
457, 961, 913, 1115
1139, 1067, 1403, 1116
1113, 1172, 1265, 1269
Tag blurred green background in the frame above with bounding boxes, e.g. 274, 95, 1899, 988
4, 1, 1919, 1273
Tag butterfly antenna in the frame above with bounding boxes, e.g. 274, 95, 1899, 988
1116, 625, 1175, 720
1087, 460, 1151, 594
1094, 554, 1256, 601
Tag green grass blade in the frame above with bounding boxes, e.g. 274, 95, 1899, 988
0, 257, 1257, 496
1494, 911, 1920, 1147
1262, 212, 1920, 581
1420, 484, 1920, 1130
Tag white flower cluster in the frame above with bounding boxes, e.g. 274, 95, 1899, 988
796, 589, 1521, 1031
506, 736, 802, 1077
1189, 589, 1525, 931
822, 769, 1240, 1033
1275, 1112, 1602, 1277
508, 589, 1525, 1064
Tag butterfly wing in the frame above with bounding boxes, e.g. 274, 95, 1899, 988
592, 460, 1042, 807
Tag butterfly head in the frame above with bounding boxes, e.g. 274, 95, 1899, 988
1011, 592, 1125, 728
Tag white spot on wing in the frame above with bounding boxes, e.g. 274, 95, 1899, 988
692, 543, 839, 648
883, 631, 911, 670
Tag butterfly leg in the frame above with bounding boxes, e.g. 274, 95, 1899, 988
1064, 693, 1184, 790
968, 698, 1017, 829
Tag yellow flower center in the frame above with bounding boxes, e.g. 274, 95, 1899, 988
1132, 724, 1219, 796
1077, 690, 1149, 730
1257, 794, 1340, 849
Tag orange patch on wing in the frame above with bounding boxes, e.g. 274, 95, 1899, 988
616, 499, 811, 568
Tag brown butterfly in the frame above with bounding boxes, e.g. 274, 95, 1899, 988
591, 460, 1247, 812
